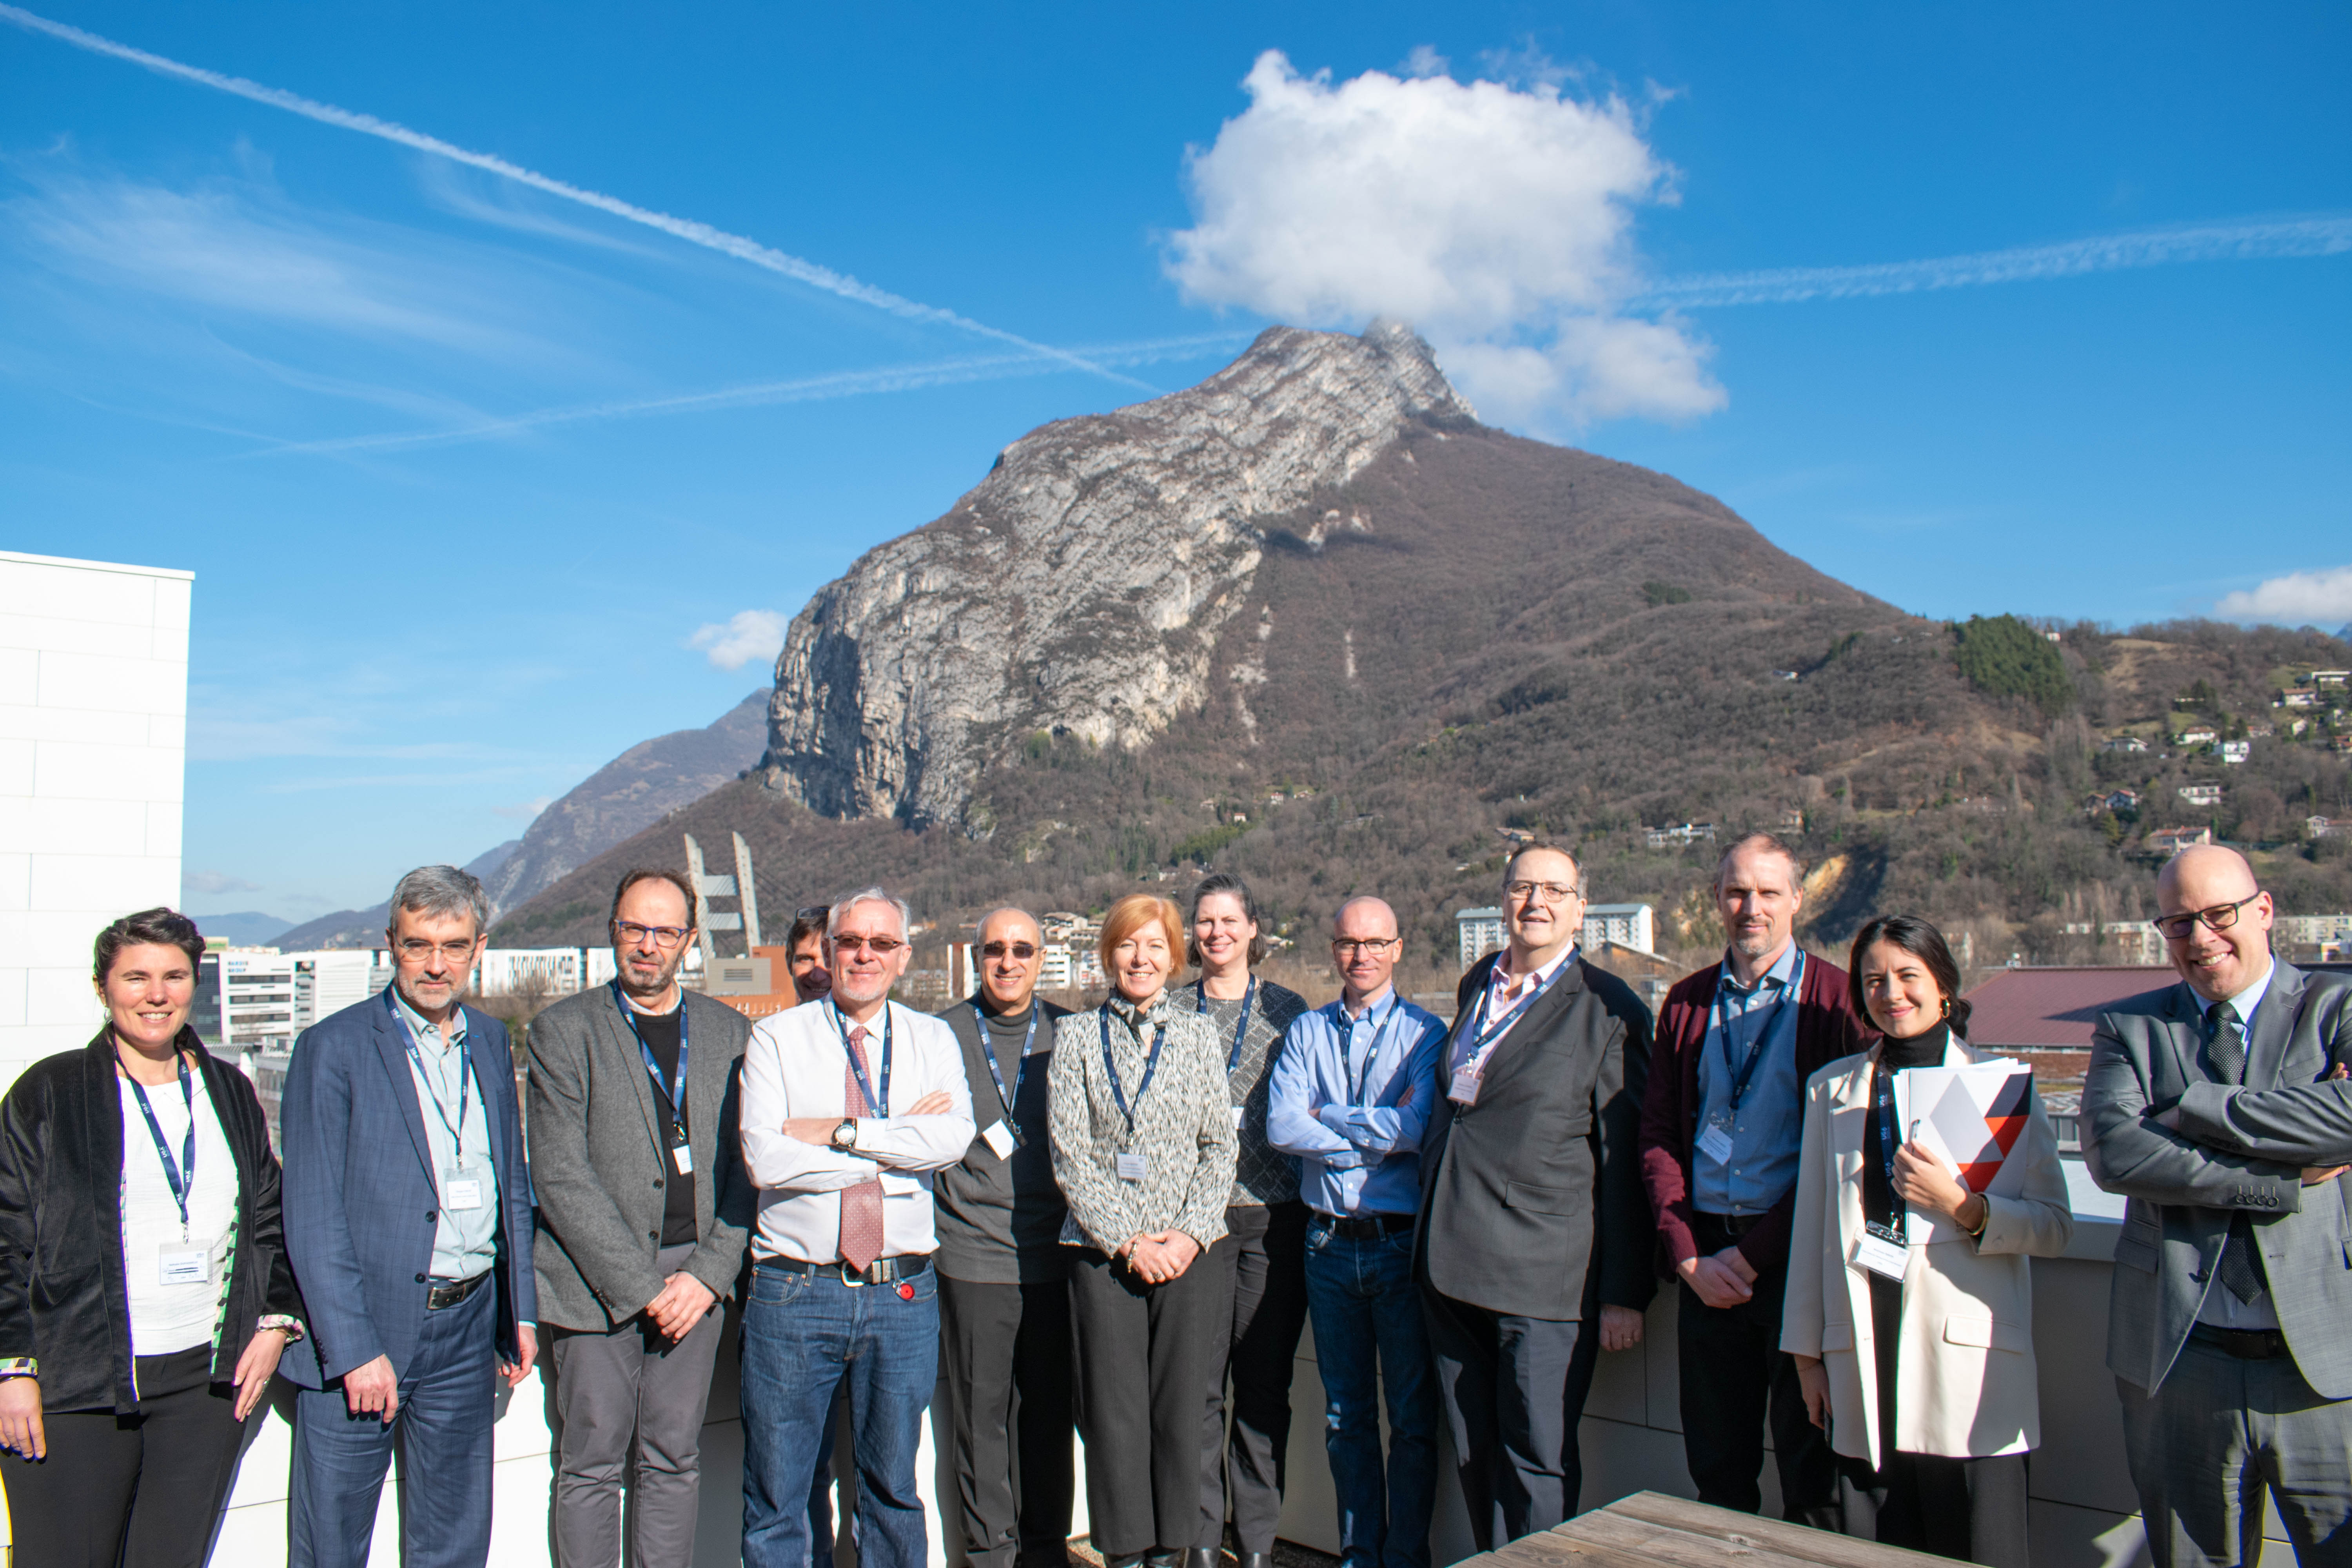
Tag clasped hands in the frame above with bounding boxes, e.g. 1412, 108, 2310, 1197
778, 1089, 955, 1145
1116, 1230, 1200, 1284
2151, 1062, 2350, 1186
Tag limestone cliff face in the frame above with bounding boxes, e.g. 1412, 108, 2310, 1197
761, 322, 1475, 828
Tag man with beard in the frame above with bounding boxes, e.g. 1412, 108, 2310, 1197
1638, 833, 1865, 1527
527, 869, 755, 1568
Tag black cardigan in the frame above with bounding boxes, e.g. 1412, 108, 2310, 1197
0, 1028, 305, 1413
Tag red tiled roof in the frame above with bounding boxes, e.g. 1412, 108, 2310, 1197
1963, 966, 2177, 1049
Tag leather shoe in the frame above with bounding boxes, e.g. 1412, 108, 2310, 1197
1240, 1553, 1273, 1568
1185, 1551, 1223, 1568
1105, 1557, 1147, 1568
1143, 1552, 1183, 1568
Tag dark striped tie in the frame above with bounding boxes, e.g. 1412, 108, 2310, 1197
2207, 1002, 2267, 1306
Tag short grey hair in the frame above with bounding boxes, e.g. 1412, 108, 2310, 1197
1502, 842, 1583, 899
388, 864, 490, 937
827, 887, 912, 940
1713, 833, 1804, 893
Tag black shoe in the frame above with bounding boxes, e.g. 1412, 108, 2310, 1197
1240, 1553, 1273, 1568
1143, 1552, 1183, 1568
1105, 1556, 1147, 1568
1183, 1550, 1222, 1568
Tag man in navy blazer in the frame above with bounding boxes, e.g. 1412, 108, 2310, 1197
281, 865, 537, 1568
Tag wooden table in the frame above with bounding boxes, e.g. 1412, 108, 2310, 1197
1469, 1491, 1966, 1568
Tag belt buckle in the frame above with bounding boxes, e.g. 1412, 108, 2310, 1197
838, 1261, 867, 1288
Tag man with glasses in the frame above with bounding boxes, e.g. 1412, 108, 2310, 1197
526, 869, 755, 1567
1268, 896, 1447, 1568
2085, 843, 2352, 1567
1416, 844, 1654, 1548
281, 864, 537, 1568
737, 887, 975, 1568
932, 907, 1077, 1568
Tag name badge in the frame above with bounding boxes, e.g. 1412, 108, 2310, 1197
443, 1173, 486, 1212
1853, 1223, 1909, 1280
1448, 1065, 1483, 1106
1116, 1151, 1148, 1183
980, 1120, 1018, 1160
158, 1247, 210, 1287
1229, 1105, 1246, 1131
671, 1142, 695, 1175
1697, 1123, 1736, 1166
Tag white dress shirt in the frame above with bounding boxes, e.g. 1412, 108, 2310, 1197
740, 999, 976, 1264
1448, 942, 1579, 1079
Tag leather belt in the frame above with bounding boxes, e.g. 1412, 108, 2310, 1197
763, 1254, 932, 1288
2190, 1323, 2289, 1361
1313, 1211, 1416, 1241
426, 1272, 491, 1311
1695, 1210, 1766, 1240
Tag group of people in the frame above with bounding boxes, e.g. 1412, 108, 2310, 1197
0, 833, 2346, 1568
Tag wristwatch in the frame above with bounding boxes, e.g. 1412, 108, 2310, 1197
832, 1119, 859, 1151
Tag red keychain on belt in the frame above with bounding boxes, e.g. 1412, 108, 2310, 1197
897, 1282, 915, 1301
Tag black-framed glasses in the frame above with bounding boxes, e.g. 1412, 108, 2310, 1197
613, 920, 692, 949
2151, 893, 2262, 942
1332, 938, 1399, 957
982, 941, 1039, 960
397, 938, 480, 963
832, 935, 906, 955
1505, 879, 1579, 904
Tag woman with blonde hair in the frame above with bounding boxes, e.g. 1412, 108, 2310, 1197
1051, 895, 1238, 1568
1782, 915, 2071, 1568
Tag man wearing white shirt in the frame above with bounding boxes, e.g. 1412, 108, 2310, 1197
738, 887, 976, 1568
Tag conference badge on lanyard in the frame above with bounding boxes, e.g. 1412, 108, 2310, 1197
129, 1053, 211, 1286
1448, 962, 1562, 1105
1102, 1008, 1166, 1181
974, 1002, 1038, 1160
615, 984, 695, 1174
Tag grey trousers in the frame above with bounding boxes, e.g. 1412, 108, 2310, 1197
1069, 1245, 1229, 1557
1199, 1200, 1310, 1553
2120, 1340, 2352, 1568
548, 1245, 728, 1568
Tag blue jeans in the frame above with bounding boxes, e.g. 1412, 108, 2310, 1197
1303, 1219, 1437, 1568
740, 1261, 940, 1568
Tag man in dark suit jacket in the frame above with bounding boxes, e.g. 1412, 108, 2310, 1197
1638, 833, 1866, 1526
2085, 844, 2352, 1568
1417, 844, 1654, 1549
281, 865, 537, 1568
528, 869, 755, 1568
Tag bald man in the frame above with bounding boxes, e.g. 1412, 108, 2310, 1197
2085, 844, 2352, 1568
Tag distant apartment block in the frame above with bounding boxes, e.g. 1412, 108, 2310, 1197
1457, 907, 1507, 968
0, 551, 191, 1091
2274, 914, 2352, 951
1645, 822, 1717, 850
2149, 826, 2213, 855
1583, 903, 1656, 955
2177, 783, 2223, 807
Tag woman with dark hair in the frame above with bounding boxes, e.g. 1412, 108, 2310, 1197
0, 907, 305, 1566
1182, 871, 1310, 1568
1781, 916, 2070, 1568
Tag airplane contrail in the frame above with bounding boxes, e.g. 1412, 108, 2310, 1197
1644, 215, 2352, 307
0, 2, 1148, 388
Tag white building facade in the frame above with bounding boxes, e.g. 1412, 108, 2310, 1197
0, 551, 191, 1091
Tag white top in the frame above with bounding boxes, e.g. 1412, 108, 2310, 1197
740, 1000, 976, 1265
118, 1067, 238, 1356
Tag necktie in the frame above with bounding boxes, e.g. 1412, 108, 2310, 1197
838, 1025, 885, 1274
2207, 1002, 2267, 1306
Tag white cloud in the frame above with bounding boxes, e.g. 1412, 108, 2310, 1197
185, 869, 262, 895
1165, 49, 1724, 429
2215, 566, 2352, 627
690, 610, 790, 671
493, 794, 556, 820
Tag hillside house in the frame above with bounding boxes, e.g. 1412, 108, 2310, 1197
2313, 816, 2343, 839
2177, 783, 2223, 807
2150, 826, 2213, 855
2178, 727, 2219, 747
1645, 822, 1717, 849
2102, 734, 2150, 753
2221, 740, 2251, 765
2087, 788, 2141, 816
2281, 690, 2321, 709
2316, 670, 2350, 689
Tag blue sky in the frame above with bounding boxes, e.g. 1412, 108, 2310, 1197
3, 1, 2346, 918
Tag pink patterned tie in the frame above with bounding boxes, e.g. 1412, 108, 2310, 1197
838, 1025, 885, 1273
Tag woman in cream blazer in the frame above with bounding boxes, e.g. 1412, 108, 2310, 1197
1782, 915, 2071, 1568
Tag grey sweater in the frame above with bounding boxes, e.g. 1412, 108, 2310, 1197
1049, 995, 1238, 1255
931, 995, 1071, 1283
1189, 978, 1308, 1207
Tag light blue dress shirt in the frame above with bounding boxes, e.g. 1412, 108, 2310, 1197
1691, 944, 1807, 1216
390, 989, 501, 1282
1267, 988, 1447, 1217
2195, 956, 2279, 1331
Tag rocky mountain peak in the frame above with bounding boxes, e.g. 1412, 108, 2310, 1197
761, 323, 1476, 829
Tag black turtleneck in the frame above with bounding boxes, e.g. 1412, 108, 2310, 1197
1861, 1020, 1951, 1468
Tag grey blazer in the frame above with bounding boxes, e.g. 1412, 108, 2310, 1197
2083, 962, 2352, 1396
526, 986, 755, 1331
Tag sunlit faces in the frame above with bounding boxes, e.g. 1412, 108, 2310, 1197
612, 878, 694, 1001
1502, 846, 1584, 959
826, 899, 911, 1011
1192, 891, 1257, 978
1331, 897, 1401, 1002
1716, 845, 1801, 965
100, 942, 195, 1053
388, 906, 485, 1019
1857, 940, 1947, 1040
1112, 924, 1176, 1004
789, 932, 832, 1004
2156, 845, 2274, 1004
978, 909, 1044, 1012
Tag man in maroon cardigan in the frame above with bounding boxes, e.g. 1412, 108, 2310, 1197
1638, 833, 1869, 1527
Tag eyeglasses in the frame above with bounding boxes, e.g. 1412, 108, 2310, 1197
397, 939, 480, 963
1332, 938, 1399, 957
982, 941, 1039, 960
831, 935, 906, 955
2151, 893, 2262, 942
613, 921, 692, 949
1505, 880, 1580, 904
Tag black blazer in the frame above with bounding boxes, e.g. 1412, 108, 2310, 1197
1416, 952, 1656, 1322
0, 1029, 304, 1414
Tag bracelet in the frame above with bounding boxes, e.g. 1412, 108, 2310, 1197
1963, 1198, 1990, 1238
0, 1357, 36, 1379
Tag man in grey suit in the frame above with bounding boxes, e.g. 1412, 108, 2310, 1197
529, 868, 754, 1568
2085, 844, 2352, 1568
1417, 844, 1655, 1549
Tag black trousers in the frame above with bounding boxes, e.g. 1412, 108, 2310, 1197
1199, 1200, 1310, 1553
940, 1272, 1078, 1568
1069, 1243, 1229, 1557
0, 1345, 247, 1568
1839, 1451, 2030, 1568
1422, 1282, 1601, 1551
1676, 1215, 1837, 1524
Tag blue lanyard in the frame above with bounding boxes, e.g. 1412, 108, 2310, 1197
1099, 1007, 1169, 1134
1873, 1056, 1906, 1229
390, 990, 472, 1163
613, 983, 689, 1132
125, 1051, 197, 1237
1197, 976, 1258, 1073
1713, 951, 1802, 1113
972, 1000, 1040, 1114
1464, 957, 1566, 1060
829, 1001, 892, 1115
1341, 993, 1397, 1104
